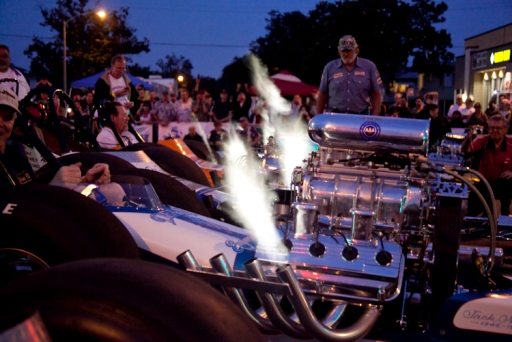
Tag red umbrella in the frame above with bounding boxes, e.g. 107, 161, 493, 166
270, 70, 318, 97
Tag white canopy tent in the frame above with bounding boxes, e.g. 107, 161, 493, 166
143, 76, 178, 95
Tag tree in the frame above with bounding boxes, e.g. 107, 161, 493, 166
155, 53, 194, 90
196, 76, 218, 97
250, 0, 453, 87
24, 0, 150, 88
127, 63, 158, 79
218, 55, 254, 94
156, 54, 193, 79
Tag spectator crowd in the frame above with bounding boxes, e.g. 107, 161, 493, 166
3, 45, 512, 217
3, 47, 512, 154
372, 90, 512, 149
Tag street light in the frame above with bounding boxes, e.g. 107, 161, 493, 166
63, 10, 106, 93
177, 75, 184, 83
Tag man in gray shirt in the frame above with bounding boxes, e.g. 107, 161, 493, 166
317, 35, 383, 115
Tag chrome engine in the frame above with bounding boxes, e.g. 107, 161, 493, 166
254, 115, 430, 307
180, 114, 507, 341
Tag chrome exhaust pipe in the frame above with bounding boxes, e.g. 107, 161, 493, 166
209, 254, 280, 335
272, 295, 347, 328
244, 259, 311, 339
277, 266, 381, 342
287, 301, 348, 328
320, 303, 348, 329
177, 250, 202, 271
245, 259, 348, 335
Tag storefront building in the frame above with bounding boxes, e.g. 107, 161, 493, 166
454, 23, 512, 106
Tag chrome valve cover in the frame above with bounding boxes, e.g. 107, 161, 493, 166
255, 233, 404, 303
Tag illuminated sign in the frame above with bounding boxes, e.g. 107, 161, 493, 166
490, 49, 511, 64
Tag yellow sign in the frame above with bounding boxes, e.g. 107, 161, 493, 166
491, 49, 511, 64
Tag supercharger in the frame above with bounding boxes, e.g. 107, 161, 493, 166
248, 114, 434, 307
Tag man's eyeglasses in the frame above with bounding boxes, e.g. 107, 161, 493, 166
489, 126, 505, 131
340, 40, 356, 47
112, 66, 126, 72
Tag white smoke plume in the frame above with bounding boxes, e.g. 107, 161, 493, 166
222, 53, 316, 243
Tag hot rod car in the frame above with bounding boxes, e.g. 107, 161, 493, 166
1, 83, 512, 341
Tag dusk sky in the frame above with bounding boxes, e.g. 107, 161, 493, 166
1, 0, 511, 81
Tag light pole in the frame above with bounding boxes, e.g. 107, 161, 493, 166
63, 10, 106, 93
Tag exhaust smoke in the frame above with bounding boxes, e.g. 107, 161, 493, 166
222, 54, 316, 248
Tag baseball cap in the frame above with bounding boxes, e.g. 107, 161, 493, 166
456, 94, 463, 99
0, 88, 21, 114
162, 90, 169, 95
239, 117, 248, 123
338, 35, 358, 51
220, 89, 228, 94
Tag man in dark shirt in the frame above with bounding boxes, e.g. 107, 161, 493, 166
213, 89, 233, 123
426, 104, 448, 148
209, 121, 228, 151
183, 126, 205, 143
232, 92, 251, 122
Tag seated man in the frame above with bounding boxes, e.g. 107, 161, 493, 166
0, 87, 110, 188
97, 101, 139, 150
209, 121, 228, 151
238, 117, 261, 147
183, 126, 204, 143
461, 115, 512, 216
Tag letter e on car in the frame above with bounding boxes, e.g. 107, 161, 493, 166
2, 203, 17, 214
